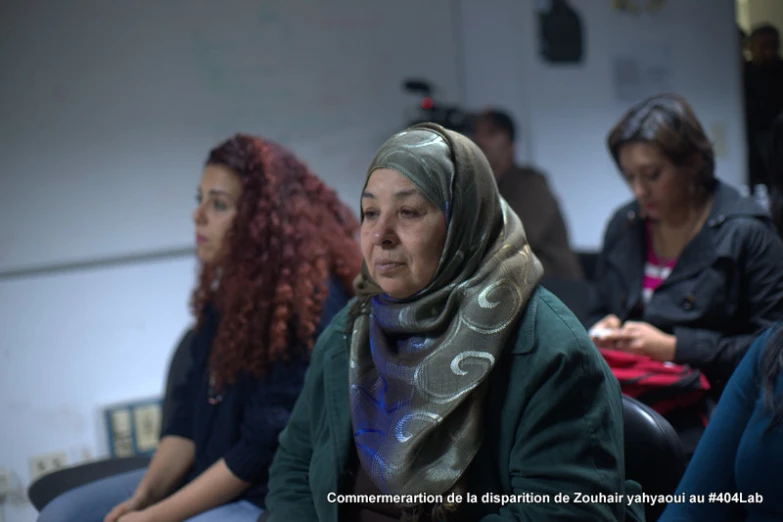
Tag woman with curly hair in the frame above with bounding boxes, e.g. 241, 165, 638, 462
38, 134, 362, 522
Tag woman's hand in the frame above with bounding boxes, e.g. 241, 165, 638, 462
588, 314, 622, 349
104, 494, 148, 522
612, 321, 677, 361
117, 509, 157, 522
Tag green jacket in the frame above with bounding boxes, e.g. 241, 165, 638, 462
265, 287, 644, 521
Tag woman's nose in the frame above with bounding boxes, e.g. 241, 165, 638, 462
372, 215, 397, 246
631, 181, 648, 201
193, 204, 206, 225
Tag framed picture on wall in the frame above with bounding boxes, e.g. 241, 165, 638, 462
536, 0, 585, 65
103, 397, 163, 458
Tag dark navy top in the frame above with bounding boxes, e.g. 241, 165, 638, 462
160, 275, 350, 508
660, 326, 783, 522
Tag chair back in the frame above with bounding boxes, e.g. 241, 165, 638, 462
576, 250, 599, 281
540, 277, 592, 326
622, 395, 687, 522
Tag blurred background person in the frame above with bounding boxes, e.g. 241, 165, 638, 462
471, 108, 583, 279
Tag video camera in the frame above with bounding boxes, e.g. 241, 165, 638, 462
403, 79, 475, 135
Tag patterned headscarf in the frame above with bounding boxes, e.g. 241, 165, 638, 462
349, 123, 544, 501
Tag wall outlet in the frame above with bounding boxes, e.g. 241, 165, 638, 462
0, 467, 13, 497
28, 451, 68, 482
711, 122, 728, 158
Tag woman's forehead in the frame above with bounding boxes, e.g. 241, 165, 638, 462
363, 169, 424, 199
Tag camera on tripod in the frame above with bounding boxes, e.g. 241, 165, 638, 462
403, 79, 474, 135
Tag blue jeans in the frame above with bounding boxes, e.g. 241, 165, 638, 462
37, 469, 263, 522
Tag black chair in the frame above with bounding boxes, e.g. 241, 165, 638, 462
28, 329, 196, 512
575, 250, 599, 281
540, 276, 593, 327
622, 395, 687, 522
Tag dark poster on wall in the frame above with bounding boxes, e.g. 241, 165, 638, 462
536, 0, 585, 64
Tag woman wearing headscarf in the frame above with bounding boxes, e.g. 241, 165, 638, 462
263, 123, 642, 521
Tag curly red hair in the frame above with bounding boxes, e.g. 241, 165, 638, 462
191, 134, 361, 390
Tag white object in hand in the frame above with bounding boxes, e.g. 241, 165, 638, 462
589, 327, 615, 339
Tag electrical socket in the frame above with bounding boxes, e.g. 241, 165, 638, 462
28, 451, 68, 482
0, 467, 13, 497
711, 122, 728, 158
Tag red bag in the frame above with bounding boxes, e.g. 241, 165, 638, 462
599, 348, 711, 417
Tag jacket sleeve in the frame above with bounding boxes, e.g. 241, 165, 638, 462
674, 219, 783, 384
659, 332, 768, 522
263, 325, 334, 520
480, 326, 636, 521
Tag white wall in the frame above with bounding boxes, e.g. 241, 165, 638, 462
0, 2, 745, 521
0, 0, 461, 275
460, 0, 746, 250
738, 0, 783, 32
0, 257, 197, 522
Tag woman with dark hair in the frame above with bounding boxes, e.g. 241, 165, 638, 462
587, 93, 783, 453
263, 123, 644, 522
38, 135, 362, 522
657, 111, 783, 522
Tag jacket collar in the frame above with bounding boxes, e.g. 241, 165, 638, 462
604, 181, 769, 317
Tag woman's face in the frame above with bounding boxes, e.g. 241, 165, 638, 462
618, 142, 695, 221
360, 168, 447, 299
193, 164, 242, 264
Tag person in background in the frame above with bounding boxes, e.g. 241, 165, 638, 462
471, 109, 583, 279
658, 112, 783, 522
263, 123, 643, 522
744, 24, 783, 188
38, 134, 362, 522
739, 26, 749, 60
588, 93, 783, 455
768, 113, 783, 237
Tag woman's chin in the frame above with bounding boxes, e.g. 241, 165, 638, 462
196, 247, 217, 265
379, 282, 418, 300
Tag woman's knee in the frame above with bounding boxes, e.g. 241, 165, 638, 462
36, 469, 146, 522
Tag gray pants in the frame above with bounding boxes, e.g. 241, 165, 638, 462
37, 469, 263, 522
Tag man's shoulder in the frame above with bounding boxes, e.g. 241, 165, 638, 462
514, 165, 549, 182
507, 165, 556, 195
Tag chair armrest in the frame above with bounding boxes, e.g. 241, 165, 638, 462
28, 455, 151, 512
